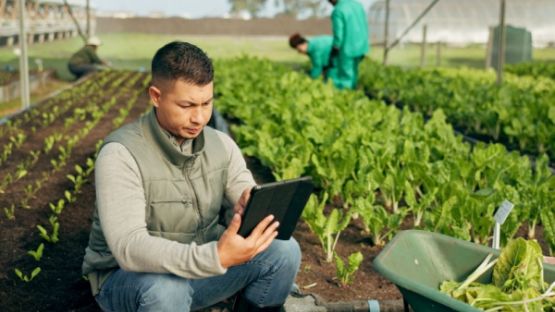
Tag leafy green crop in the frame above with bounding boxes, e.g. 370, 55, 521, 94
334, 251, 363, 286
441, 238, 554, 311
215, 57, 555, 256
493, 239, 544, 293
302, 194, 352, 262
359, 60, 555, 160
506, 63, 555, 81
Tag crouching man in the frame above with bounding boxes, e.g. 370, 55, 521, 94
82, 41, 301, 312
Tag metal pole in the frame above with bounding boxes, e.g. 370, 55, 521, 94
86, 0, 90, 37
436, 41, 441, 66
382, 0, 390, 65
485, 26, 494, 69
387, 0, 440, 51
496, 0, 506, 85
18, 0, 30, 110
420, 24, 427, 67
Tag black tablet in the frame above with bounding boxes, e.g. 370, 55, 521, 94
238, 176, 314, 240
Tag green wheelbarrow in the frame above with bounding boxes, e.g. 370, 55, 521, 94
373, 230, 555, 312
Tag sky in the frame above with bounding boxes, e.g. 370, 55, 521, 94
91, 0, 376, 18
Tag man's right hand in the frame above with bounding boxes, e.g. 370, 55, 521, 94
217, 213, 279, 268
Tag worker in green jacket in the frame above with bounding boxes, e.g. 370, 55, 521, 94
288, 33, 338, 83
68, 36, 109, 79
327, 0, 369, 89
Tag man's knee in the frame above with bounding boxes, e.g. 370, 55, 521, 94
241, 239, 301, 308
139, 274, 193, 310
266, 238, 301, 272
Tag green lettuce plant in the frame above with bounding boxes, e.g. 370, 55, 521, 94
302, 194, 352, 262
441, 238, 554, 311
334, 251, 363, 286
214, 57, 555, 253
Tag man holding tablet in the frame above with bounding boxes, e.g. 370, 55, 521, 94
82, 41, 301, 312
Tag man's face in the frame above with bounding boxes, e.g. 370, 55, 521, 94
149, 79, 213, 143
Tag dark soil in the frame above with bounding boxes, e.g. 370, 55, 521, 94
2, 71, 552, 312
0, 71, 19, 86
243, 157, 402, 303
0, 73, 401, 312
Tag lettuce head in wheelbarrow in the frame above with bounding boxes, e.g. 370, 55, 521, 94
440, 238, 555, 311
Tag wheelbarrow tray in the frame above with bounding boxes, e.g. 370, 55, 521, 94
373, 230, 555, 312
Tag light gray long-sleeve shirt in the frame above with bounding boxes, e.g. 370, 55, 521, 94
94, 130, 256, 279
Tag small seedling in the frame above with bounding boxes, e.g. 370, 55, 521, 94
14, 267, 41, 282
334, 252, 363, 286
27, 243, 45, 261
3, 204, 15, 220
49, 199, 66, 215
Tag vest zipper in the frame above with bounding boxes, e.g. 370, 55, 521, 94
184, 159, 203, 231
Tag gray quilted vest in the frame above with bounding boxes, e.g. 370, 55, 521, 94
82, 109, 228, 293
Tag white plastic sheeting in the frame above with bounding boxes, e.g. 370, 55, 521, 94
369, 0, 555, 47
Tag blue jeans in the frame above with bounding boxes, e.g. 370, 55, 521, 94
95, 238, 301, 312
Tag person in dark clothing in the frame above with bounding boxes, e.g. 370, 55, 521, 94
68, 36, 109, 79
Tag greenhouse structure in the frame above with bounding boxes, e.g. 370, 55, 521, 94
368, 0, 555, 47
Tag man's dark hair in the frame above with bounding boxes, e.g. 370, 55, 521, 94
151, 41, 213, 86
289, 33, 307, 48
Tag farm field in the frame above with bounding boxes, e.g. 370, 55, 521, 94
0, 33, 307, 81
2, 33, 555, 81
1, 37, 555, 311
215, 57, 554, 254
0, 68, 402, 311
0, 70, 151, 311
0, 79, 70, 117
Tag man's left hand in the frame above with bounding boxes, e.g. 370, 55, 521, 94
233, 187, 253, 216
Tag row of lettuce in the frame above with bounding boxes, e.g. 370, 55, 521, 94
359, 61, 555, 160
214, 58, 555, 262
4, 70, 150, 283
506, 62, 555, 81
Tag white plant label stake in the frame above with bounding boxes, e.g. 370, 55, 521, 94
492, 200, 514, 249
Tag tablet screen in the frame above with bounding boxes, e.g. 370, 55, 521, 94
237, 176, 314, 240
